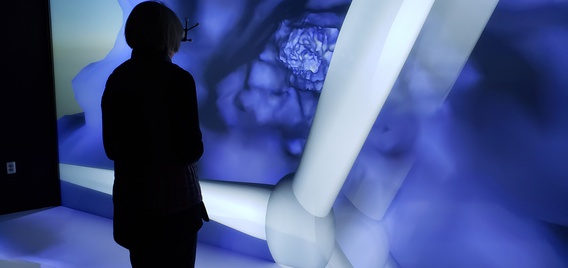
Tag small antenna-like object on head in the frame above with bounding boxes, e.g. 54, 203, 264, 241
182, 18, 200, 42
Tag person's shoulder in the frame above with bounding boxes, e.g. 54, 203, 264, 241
108, 59, 134, 78
169, 63, 195, 83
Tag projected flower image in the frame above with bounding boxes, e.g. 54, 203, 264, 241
276, 15, 339, 92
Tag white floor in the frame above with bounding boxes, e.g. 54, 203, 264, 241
0, 207, 281, 268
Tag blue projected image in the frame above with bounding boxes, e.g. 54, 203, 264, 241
57, 0, 348, 183
52, 0, 568, 267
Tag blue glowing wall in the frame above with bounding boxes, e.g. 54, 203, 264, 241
51, 0, 568, 267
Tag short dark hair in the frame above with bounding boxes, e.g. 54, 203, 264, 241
124, 1, 183, 54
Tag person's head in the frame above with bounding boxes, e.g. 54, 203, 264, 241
124, 1, 183, 56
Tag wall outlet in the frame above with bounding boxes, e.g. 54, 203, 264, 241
6, 162, 16, 174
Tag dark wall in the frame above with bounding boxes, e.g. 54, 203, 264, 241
0, 0, 60, 214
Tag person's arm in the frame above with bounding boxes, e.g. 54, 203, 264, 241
101, 77, 116, 161
172, 70, 204, 164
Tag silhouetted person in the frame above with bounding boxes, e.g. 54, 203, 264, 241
101, 1, 208, 267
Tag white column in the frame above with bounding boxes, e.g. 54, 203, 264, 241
292, 0, 435, 217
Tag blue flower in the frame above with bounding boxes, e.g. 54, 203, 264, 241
276, 18, 340, 92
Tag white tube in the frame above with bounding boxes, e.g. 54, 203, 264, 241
292, 0, 435, 217
200, 180, 272, 240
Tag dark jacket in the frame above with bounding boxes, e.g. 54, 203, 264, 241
101, 49, 205, 216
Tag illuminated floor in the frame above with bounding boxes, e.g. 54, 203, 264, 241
0, 207, 280, 268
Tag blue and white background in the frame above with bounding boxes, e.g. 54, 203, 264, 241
51, 0, 568, 267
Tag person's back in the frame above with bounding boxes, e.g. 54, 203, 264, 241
103, 48, 203, 214
100, 2, 207, 267
104, 51, 192, 163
